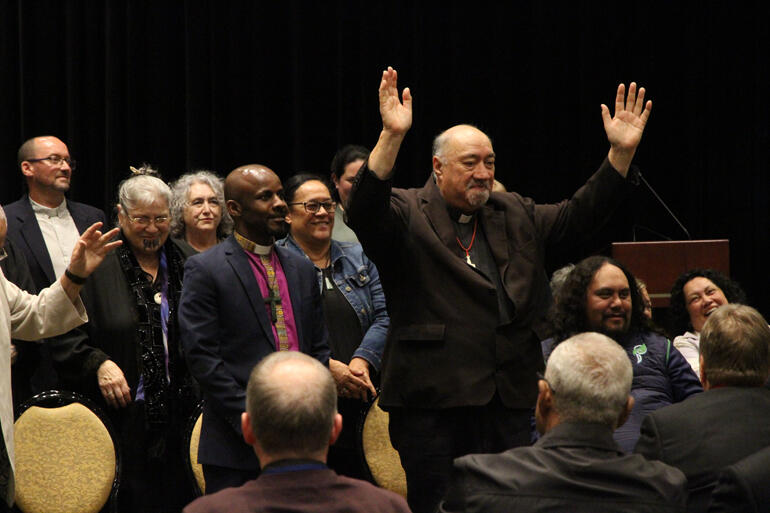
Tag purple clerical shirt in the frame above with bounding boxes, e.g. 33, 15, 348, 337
243, 250, 300, 352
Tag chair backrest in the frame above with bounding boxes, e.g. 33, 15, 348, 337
183, 403, 205, 496
357, 396, 407, 498
13, 391, 119, 513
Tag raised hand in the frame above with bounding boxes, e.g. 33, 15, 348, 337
601, 82, 652, 174
379, 66, 413, 136
67, 222, 122, 278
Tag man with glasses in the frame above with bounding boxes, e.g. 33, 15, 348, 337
3, 136, 107, 401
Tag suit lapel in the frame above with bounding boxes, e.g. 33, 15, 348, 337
479, 205, 508, 272
418, 178, 461, 255
223, 237, 276, 347
67, 201, 91, 233
13, 198, 56, 284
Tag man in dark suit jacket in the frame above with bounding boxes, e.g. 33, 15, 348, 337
183, 351, 410, 513
635, 304, 770, 513
707, 445, 770, 513
346, 68, 653, 513
439, 332, 687, 513
179, 165, 330, 494
3, 136, 106, 399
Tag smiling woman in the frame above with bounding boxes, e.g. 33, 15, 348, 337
669, 269, 747, 378
49, 165, 199, 513
277, 173, 390, 479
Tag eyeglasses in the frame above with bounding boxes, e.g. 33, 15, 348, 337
288, 200, 336, 213
0, 247, 7, 262
537, 372, 556, 395
126, 215, 170, 227
26, 155, 77, 170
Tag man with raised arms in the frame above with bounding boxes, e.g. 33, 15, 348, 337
345, 67, 652, 513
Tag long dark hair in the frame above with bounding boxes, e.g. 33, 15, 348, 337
548, 255, 654, 343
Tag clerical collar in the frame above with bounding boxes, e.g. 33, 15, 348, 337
30, 197, 68, 218
234, 231, 273, 255
446, 205, 476, 224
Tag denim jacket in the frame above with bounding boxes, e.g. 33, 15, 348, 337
277, 235, 389, 371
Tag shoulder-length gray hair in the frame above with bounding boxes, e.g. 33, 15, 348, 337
118, 165, 172, 215
169, 170, 233, 239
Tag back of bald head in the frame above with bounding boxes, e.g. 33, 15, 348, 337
225, 164, 277, 204
246, 352, 337, 456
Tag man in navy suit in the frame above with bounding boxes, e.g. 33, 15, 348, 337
3, 135, 106, 398
179, 164, 330, 494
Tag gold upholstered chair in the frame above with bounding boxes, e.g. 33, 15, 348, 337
358, 396, 407, 498
13, 391, 119, 513
184, 403, 205, 496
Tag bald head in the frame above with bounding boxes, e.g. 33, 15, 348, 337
431, 125, 496, 213
432, 125, 492, 160
246, 352, 337, 459
0, 206, 6, 249
225, 164, 288, 244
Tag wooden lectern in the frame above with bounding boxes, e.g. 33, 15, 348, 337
611, 240, 729, 308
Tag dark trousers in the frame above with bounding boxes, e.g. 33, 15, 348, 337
388, 394, 532, 513
202, 464, 258, 495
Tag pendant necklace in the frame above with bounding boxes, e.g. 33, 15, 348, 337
456, 216, 478, 268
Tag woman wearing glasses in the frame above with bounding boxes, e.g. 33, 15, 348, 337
277, 173, 389, 478
51, 166, 198, 513
169, 170, 233, 254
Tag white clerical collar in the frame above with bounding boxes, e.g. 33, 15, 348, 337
458, 214, 474, 224
30, 197, 68, 218
234, 231, 274, 255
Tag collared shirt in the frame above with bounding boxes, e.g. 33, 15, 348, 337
29, 197, 79, 279
234, 232, 300, 352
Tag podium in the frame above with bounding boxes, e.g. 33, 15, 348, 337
611, 240, 729, 308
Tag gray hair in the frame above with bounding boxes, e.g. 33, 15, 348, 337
701, 304, 770, 387
118, 165, 171, 214
550, 264, 575, 303
169, 170, 233, 239
246, 352, 337, 455
546, 332, 632, 427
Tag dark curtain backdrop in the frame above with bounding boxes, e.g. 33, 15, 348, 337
2, 1, 769, 316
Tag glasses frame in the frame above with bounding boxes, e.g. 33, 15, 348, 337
26, 155, 77, 170
287, 200, 337, 214
125, 215, 171, 227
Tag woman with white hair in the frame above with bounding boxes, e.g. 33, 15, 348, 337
51, 166, 199, 513
169, 170, 232, 254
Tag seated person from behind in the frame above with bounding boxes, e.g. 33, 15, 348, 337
635, 304, 770, 513
543, 255, 701, 452
183, 351, 411, 513
439, 332, 687, 513
668, 269, 746, 377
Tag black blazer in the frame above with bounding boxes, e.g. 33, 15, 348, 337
635, 387, 770, 513
440, 422, 688, 512
3, 196, 107, 290
179, 236, 330, 470
347, 160, 637, 410
708, 445, 770, 513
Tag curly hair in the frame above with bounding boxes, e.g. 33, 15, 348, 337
548, 255, 652, 344
669, 269, 747, 336
169, 170, 233, 240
